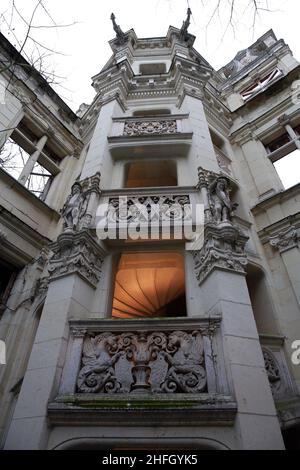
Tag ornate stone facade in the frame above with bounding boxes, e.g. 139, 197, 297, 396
1, 11, 299, 451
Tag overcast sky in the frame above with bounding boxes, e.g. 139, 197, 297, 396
1, 0, 298, 111
1, 0, 300, 188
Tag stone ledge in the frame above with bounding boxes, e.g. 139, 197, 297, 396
48, 393, 237, 427
107, 132, 193, 144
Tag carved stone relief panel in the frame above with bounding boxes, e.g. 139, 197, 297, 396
77, 330, 207, 394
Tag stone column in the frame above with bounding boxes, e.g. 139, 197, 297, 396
59, 327, 86, 395
193, 171, 285, 449
236, 133, 283, 197
270, 226, 300, 307
194, 224, 284, 449
4, 229, 106, 449
18, 134, 48, 185
269, 225, 300, 393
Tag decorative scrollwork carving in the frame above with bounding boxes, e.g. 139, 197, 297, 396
76, 329, 207, 394
106, 194, 191, 225
124, 120, 177, 136
262, 348, 282, 397
269, 226, 299, 253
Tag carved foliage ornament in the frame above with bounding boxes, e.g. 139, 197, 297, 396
193, 224, 248, 284
77, 330, 207, 394
48, 232, 103, 288
123, 120, 177, 136
269, 226, 299, 253
262, 348, 282, 397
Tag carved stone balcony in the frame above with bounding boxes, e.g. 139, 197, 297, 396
48, 317, 237, 426
108, 114, 193, 158
97, 187, 201, 245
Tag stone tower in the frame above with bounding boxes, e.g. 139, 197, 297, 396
0, 10, 300, 450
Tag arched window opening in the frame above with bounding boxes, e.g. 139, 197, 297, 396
124, 160, 177, 188
112, 252, 186, 319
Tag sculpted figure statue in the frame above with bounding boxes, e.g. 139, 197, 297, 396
61, 182, 86, 231
110, 13, 125, 41
209, 176, 237, 224
180, 7, 192, 41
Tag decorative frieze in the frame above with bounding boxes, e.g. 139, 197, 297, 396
76, 329, 207, 394
123, 120, 177, 136
48, 231, 105, 288
269, 225, 299, 253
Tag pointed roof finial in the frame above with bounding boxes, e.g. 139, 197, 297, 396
180, 7, 192, 41
110, 12, 125, 40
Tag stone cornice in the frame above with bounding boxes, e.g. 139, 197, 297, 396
107, 132, 193, 145
0, 207, 51, 265
252, 185, 300, 215
0, 168, 61, 219
112, 113, 189, 122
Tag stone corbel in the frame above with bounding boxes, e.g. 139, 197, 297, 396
269, 225, 299, 253
193, 223, 248, 284
48, 231, 105, 288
